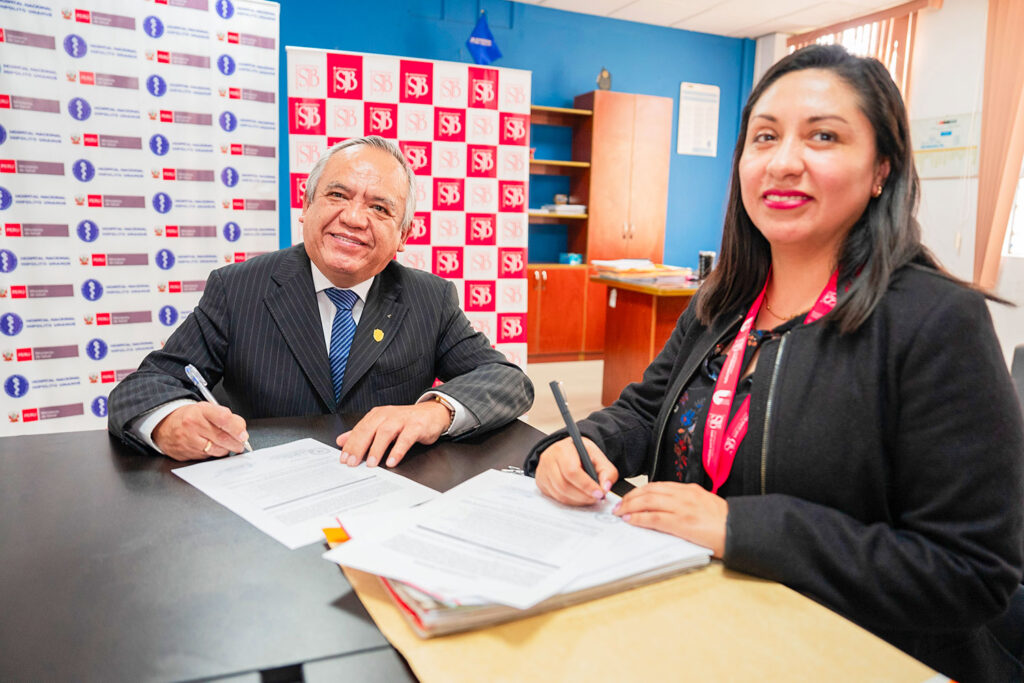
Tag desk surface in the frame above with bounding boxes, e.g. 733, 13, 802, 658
590, 274, 699, 297
0, 415, 542, 682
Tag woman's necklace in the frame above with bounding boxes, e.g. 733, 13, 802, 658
763, 296, 802, 321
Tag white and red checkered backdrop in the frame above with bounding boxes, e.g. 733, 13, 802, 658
285, 47, 530, 372
0, 0, 280, 436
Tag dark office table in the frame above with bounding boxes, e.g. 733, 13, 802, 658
0, 415, 545, 682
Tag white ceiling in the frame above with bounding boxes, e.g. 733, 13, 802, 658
512, 0, 908, 39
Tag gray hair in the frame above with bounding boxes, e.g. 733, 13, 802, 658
303, 136, 417, 235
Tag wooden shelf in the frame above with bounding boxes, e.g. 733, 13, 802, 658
531, 159, 590, 168
529, 159, 591, 176
530, 104, 592, 127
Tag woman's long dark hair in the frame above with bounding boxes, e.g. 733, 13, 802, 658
696, 44, 986, 333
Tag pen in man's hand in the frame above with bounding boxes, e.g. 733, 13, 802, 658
549, 380, 600, 484
184, 363, 253, 453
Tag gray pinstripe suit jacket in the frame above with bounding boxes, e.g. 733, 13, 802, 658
108, 244, 533, 454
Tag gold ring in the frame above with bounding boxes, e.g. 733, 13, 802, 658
203, 439, 212, 454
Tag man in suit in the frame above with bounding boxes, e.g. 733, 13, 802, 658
108, 136, 533, 465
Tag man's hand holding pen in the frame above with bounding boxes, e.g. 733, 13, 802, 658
152, 402, 250, 461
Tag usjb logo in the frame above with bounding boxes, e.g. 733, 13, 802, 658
146, 74, 168, 97
85, 338, 108, 361
90, 395, 108, 417
143, 15, 164, 38
0, 249, 17, 273
157, 305, 178, 326
155, 249, 175, 270
68, 97, 92, 121
63, 34, 88, 58
0, 187, 11, 211
81, 279, 104, 301
149, 134, 170, 156
219, 111, 237, 132
76, 219, 99, 243
0, 313, 23, 337
4, 375, 28, 399
223, 221, 241, 242
152, 192, 172, 214
215, 0, 235, 19
221, 167, 239, 187
72, 159, 96, 182
217, 54, 236, 76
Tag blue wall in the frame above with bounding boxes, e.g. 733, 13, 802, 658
277, 0, 754, 268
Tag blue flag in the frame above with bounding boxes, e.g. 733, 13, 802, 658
466, 11, 502, 65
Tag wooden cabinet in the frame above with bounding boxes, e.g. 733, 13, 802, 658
527, 92, 673, 363
574, 90, 673, 262
527, 265, 587, 360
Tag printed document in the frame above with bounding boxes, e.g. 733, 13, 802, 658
323, 469, 711, 609
174, 438, 439, 549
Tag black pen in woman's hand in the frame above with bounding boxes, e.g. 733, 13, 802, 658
549, 380, 600, 484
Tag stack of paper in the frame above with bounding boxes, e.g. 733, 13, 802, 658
323, 470, 712, 636
539, 203, 587, 214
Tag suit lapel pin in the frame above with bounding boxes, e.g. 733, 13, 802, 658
373, 329, 384, 342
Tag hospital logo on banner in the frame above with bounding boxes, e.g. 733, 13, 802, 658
434, 108, 465, 142
432, 246, 463, 279
399, 60, 433, 105
289, 98, 325, 135
327, 53, 362, 99
498, 247, 526, 278
498, 181, 526, 212
364, 102, 397, 137
405, 213, 430, 245
468, 67, 498, 110
465, 281, 495, 312
499, 113, 529, 145
467, 145, 496, 178
399, 141, 431, 176
289, 173, 308, 209
433, 178, 464, 211
497, 313, 527, 344
466, 214, 496, 245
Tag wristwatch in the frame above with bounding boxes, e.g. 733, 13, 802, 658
433, 394, 456, 433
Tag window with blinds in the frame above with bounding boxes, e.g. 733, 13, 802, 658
787, 0, 943, 97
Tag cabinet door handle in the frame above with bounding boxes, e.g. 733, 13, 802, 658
629, 223, 636, 239
622, 221, 628, 239
541, 269, 548, 291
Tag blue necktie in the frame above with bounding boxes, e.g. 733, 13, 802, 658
325, 288, 359, 400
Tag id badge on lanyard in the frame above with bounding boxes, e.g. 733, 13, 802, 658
701, 270, 839, 493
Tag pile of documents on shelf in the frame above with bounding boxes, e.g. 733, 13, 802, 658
592, 259, 695, 285
322, 470, 712, 637
539, 203, 587, 214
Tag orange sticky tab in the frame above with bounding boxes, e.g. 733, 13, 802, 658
323, 526, 350, 547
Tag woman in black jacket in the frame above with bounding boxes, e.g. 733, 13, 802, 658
525, 45, 1024, 682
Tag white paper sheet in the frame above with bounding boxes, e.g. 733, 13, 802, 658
174, 438, 439, 549
323, 469, 712, 609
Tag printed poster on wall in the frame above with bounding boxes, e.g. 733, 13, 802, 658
285, 47, 531, 371
0, 0, 281, 436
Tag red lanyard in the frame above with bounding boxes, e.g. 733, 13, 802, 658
702, 270, 839, 493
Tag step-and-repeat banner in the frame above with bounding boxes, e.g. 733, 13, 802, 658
285, 48, 530, 371
0, 0, 280, 436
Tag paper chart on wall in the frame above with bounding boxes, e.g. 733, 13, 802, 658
677, 82, 719, 157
